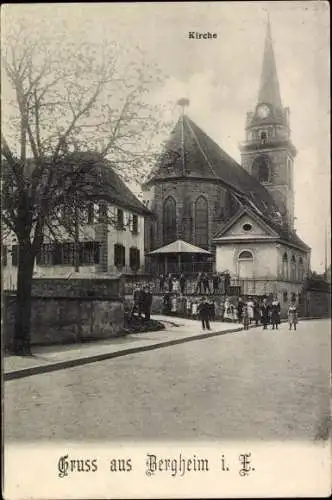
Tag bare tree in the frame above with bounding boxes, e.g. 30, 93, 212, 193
1, 18, 164, 354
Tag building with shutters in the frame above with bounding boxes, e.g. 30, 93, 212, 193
2, 153, 152, 290
143, 19, 310, 302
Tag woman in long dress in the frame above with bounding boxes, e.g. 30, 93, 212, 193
247, 297, 255, 324
223, 298, 233, 322
172, 277, 180, 295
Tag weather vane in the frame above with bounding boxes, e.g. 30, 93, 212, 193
176, 98, 190, 115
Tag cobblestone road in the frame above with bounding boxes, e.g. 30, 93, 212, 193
5, 319, 331, 442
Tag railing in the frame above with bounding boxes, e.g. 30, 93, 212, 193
124, 275, 306, 298
144, 262, 214, 275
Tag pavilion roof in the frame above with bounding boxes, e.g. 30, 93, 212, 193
147, 239, 211, 255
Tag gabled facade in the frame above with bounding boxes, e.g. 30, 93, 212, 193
214, 206, 310, 283
3, 154, 152, 290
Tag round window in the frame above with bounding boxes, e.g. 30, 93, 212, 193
242, 223, 252, 232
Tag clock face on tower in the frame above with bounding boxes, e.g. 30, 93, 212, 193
257, 104, 270, 119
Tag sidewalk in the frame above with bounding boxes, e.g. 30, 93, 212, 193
4, 315, 243, 381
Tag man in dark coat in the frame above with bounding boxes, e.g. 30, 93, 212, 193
142, 286, 153, 321
270, 297, 281, 330
212, 273, 220, 294
179, 273, 186, 295
253, 299, 260, 326
260, 298, 270, 330
159, 274, 165, 292
195, 272, 203, 295
162, 292, 171, 314
198, 296, 211, 331
224, 271, 231, 295
167, 273, 173, 292
237, 297, 244, 324
202, 273, 211, 294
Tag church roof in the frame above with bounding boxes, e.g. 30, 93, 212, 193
265, 216, 311, 251
146, 114, 282, 217
213, 205, 310, 252
257, 17, 283, 112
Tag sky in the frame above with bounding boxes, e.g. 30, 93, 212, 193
2, 2, 330, 272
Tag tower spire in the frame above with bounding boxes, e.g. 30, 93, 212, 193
258, 16, 283, 111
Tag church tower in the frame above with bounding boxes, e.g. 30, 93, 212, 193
240, 18, 296, 228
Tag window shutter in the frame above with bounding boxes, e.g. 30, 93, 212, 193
94, 243, 101, 264
114, 243, 125, 268
132, 214, 138, 234
122, 245, 126, 267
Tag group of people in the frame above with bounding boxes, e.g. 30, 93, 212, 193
158, 271, 231, 295
236, 297, 281, 330
131, 285, 153, 321
236, 296, 298, 331
162, 293, 215, 321
131, 280, 299, 332
159, 273, 187, 295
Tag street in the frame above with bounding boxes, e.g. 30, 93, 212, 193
4, 319, 331, 442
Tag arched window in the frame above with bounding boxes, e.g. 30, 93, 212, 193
238, 250, 254, 278
282, 252, 289, 280
252, 156, 269, 183
195, 196, 208, 249
290, 255, 296, 281
238, 251, 253, 259
163, 196, 177, 245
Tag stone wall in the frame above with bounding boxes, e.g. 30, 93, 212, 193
4, 296, 124, 350
4, 277, 125, 350
303, 290, 331, 318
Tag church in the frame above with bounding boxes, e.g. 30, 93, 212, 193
143, 20, 310, 304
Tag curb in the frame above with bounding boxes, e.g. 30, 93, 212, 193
4, 317, 328, 381
4, 325, 244, 382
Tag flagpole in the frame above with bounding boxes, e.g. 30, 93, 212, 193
176, 98, 190, 176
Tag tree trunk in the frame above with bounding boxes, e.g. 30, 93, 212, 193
13, 241, 35, 355
74, 200, 80, 272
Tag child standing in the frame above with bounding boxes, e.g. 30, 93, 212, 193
243, 305, 250, 330
288, 302, 298, 330
192, 299, 198, 320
